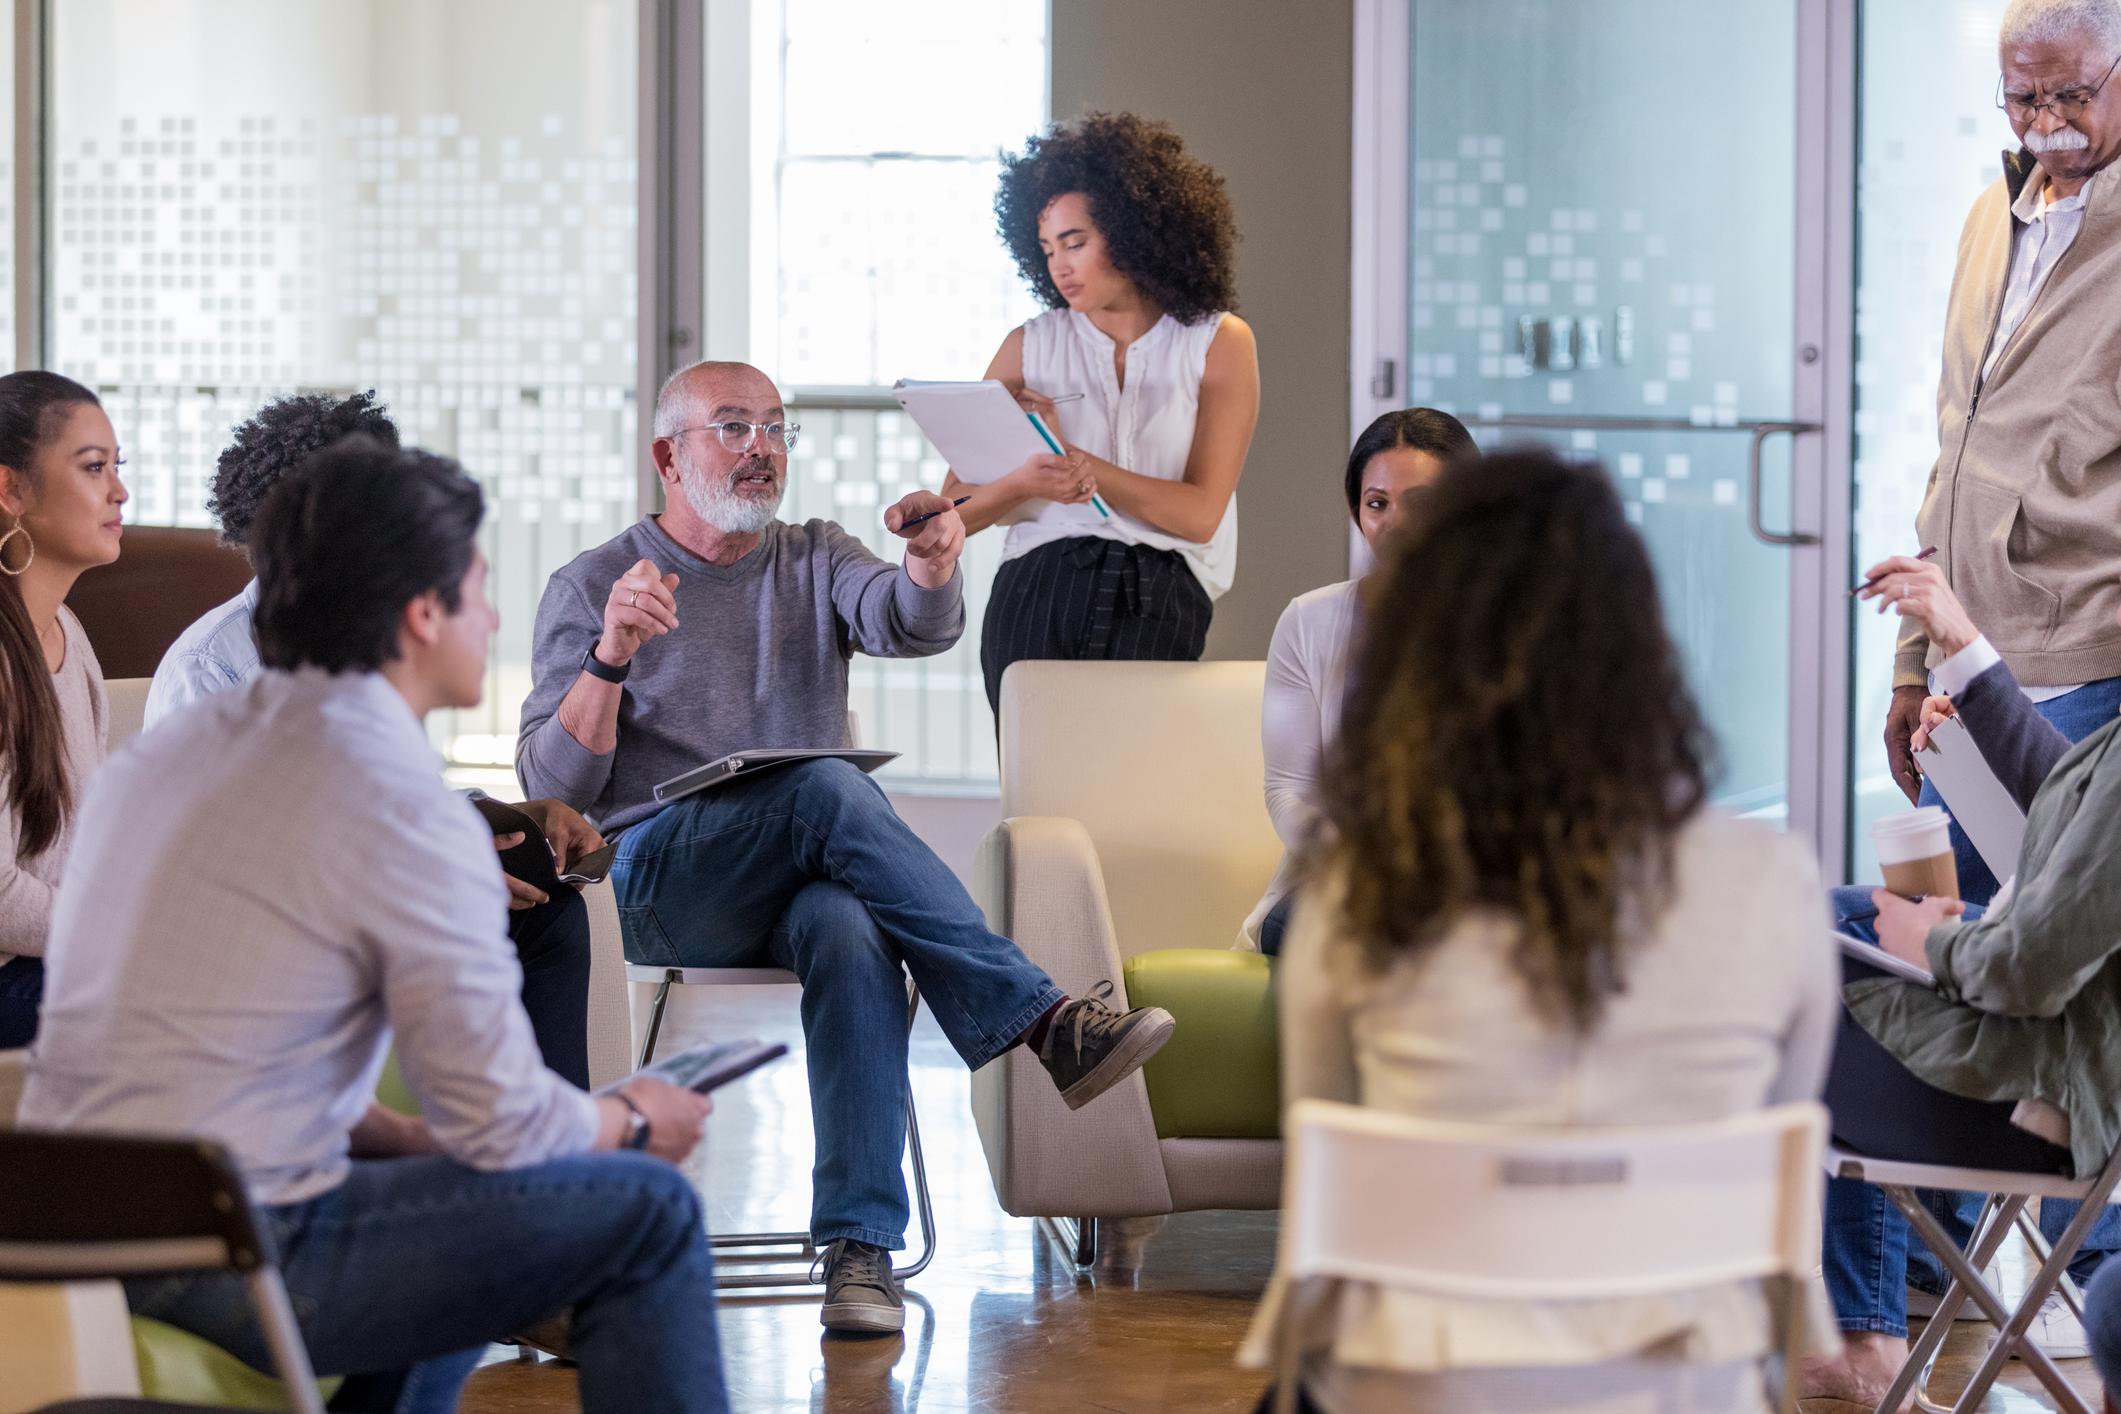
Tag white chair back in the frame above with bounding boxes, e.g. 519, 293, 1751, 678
105, 677, 151, 750
1271, 1099, 1826, 1410
998, 660, 1279, 957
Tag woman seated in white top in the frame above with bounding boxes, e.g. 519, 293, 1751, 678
1245, 448, 1839, 1414
1243, 406, 1475, 954
0, 371, 126, 1047
948, 112, 1261, 720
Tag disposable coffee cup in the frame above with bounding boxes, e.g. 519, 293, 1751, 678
1873, 806, 1959, 900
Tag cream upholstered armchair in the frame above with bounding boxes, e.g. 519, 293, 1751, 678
971, 660, 1286, 1263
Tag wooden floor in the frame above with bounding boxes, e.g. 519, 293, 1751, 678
458, 984, 2106, 1413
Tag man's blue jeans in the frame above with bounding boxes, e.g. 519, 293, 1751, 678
1918, 674, 2121, 907
611, 758, 1064, 1251
125, 1152, 727, 1414
1821, 885, 2120, 1336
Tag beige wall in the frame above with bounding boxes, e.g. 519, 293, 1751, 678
1050, 0, 1354, 659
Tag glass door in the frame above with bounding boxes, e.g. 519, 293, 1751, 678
1355, 0, 1852, 852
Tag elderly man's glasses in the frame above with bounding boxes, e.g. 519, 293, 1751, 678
667, 420, 802, 453
1997, 51, 2121, 123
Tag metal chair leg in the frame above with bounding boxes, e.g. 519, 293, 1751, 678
638, 971, 674, 1067
709, 976, 938, 1290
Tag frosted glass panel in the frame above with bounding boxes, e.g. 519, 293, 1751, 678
1408, 0, 1799, 820
1847, 1, 2013, 876
48, 0, 637, 767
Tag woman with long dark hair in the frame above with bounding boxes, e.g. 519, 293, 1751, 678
1242, 449, 1837, 1412
1242, 407, 1477, 954
949, 112, 1260, 719
0, 372, 126, 1046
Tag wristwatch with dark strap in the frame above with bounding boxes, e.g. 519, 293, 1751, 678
613, 1088, 653, 1151
580, 638, 630, 683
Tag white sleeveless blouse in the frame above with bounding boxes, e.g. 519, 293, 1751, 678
1010, 308, 1236, 600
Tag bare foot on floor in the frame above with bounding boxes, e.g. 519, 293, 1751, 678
1797, 1332, 1914, 1412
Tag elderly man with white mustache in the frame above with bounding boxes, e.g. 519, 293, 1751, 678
516, 359, 1174, 1338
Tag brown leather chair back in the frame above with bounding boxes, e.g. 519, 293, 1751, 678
66, 527, 252, 679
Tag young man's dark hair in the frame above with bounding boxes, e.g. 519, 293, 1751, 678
251, 435, 484, 674
209, 390, 400, 549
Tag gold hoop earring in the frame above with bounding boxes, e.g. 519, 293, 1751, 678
0, 517, 34, 577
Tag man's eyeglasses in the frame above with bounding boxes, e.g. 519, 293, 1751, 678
667, 420, 802, 453
1997, 51, 2121, 123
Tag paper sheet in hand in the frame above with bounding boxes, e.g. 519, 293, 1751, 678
891, 379, 1059, 484
1915, 714, 2027, 882
1836, 932, 1935, 986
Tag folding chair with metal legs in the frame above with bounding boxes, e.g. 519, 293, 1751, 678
0, 1130, 327, 1414
629, 964, 939, 1291
1827, 1139, 2121, 1414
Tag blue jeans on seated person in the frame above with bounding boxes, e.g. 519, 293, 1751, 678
611, 758, 1065, 1252
1918, 674, 2121, 908
1821, 885, 2119, 1337
0, 955, 41, 1048
2087, 1257, 2121, 1394
125, 1151, 726, 1414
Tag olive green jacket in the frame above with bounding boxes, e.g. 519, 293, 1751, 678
1847, 712, 2121, 1175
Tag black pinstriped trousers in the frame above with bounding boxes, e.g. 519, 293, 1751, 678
979, 535, 1214, 719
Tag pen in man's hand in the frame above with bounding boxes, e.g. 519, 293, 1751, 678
896, 495, 972, 531
1850, 545, 1939, 596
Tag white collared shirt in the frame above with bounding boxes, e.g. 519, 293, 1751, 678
22, 668, 598, 1205
1982, 175, 2089, 385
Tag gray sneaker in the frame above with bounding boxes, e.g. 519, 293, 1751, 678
1037, 981, 1177, 1111
817, 1238, 904, 1334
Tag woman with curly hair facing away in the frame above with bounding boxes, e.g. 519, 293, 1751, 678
950, 112, 1260, 718
0, 372, 128, 1046
1240, 450, 1838, 1414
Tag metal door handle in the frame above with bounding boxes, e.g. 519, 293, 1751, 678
1747, 422, 1820, 547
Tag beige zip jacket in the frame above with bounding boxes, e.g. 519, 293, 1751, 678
1898, 151, 2121, 689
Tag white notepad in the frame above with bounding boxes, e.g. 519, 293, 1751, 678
892, 379, 1061, 484
1916, 714, 2027, 883
1836, 932, 1935, 986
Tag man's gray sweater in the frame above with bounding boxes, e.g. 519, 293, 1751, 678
516, 514, 962, 832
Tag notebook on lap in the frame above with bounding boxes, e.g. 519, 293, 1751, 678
652, 748, 900, 806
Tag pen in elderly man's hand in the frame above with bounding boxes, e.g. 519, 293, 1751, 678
896, 495, 972, 531
1850, 546, 1939, 597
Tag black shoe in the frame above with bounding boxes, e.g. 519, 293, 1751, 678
1036, 981, 1177, 1111
816, 1238, 905, 1334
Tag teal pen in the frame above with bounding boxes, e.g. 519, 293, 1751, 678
1025, 408, 1112, 518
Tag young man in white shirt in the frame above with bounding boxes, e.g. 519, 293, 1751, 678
24, 437, 726, 1414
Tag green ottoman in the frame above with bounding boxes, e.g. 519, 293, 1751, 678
1121, 948, 1279, 1140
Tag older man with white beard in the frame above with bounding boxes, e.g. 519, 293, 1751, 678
516, 359, 1175, 1336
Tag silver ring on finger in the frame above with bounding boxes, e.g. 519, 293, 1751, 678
628, 590, 640, 608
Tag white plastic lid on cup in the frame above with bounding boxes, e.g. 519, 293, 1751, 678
1872, 805, 1952, 866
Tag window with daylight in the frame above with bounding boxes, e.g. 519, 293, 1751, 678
718, 0, 1049, 787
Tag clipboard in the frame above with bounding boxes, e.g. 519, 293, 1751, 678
892, 378, 1111, 517
1836, 932, 1935, 986
652, 748, 900, 806
1915, 714, 2027, 883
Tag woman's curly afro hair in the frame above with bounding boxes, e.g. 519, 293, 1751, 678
994, 112, 1238, 325
209, 390, 400, 548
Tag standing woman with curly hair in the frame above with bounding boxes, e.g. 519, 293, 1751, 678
950, 112, 1260, 718
0, 372, 128, 1047
1241, 450, 1838, 1413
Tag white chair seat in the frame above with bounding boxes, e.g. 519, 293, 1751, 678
623, 964, 799, 987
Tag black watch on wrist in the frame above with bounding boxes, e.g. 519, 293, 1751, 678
581, 638, 630, 683
614, 1089, 652, 1151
